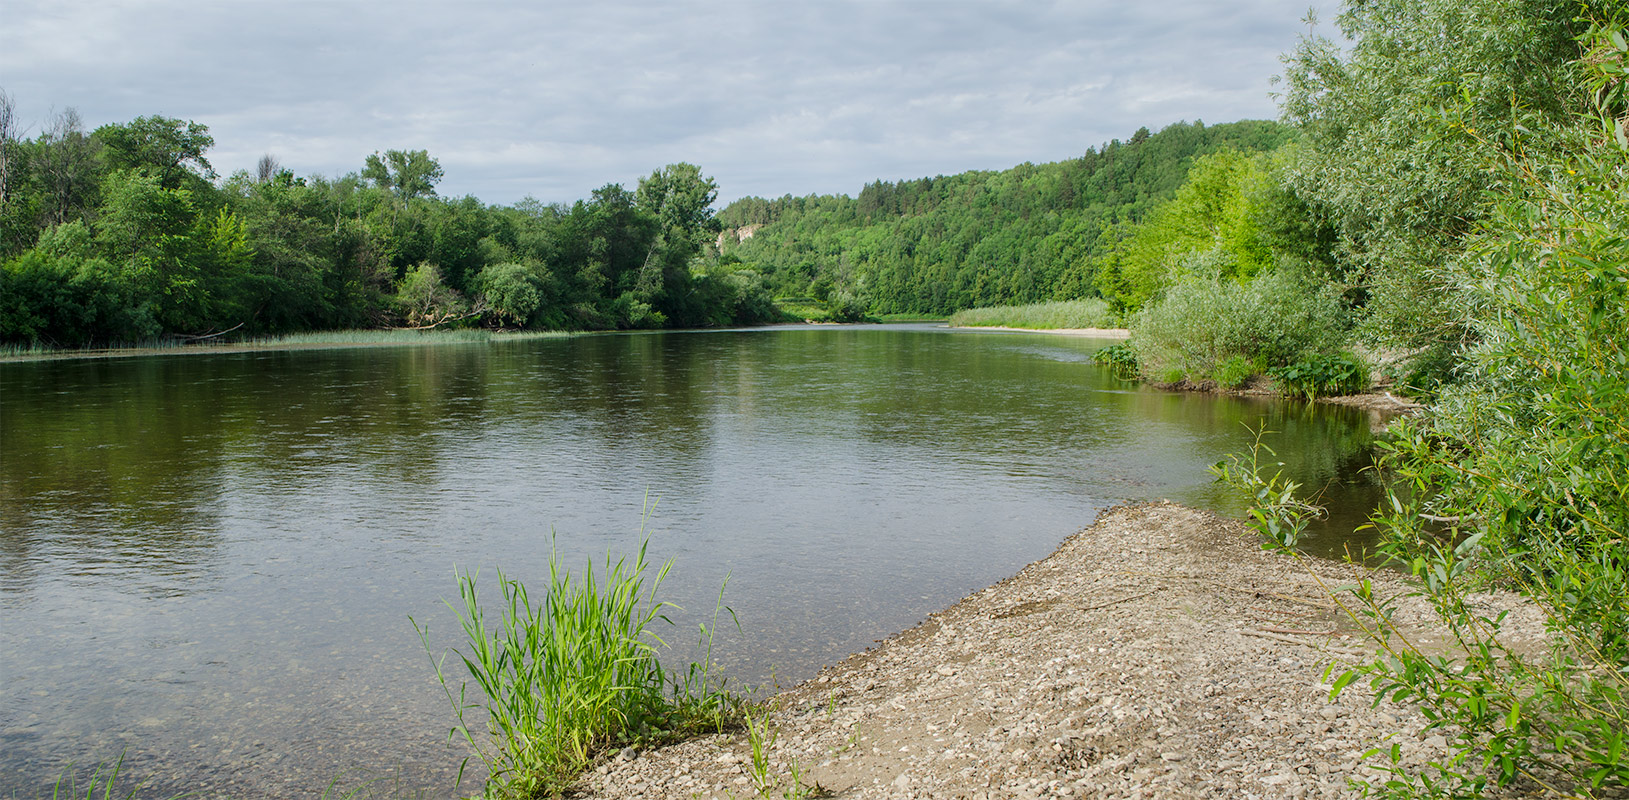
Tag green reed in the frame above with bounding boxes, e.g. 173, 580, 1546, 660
947, 299, 1118, 330
416, 524, 742, 798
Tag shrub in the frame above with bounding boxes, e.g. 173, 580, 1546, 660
1129, 267, 1349, 387
1326, 23, 1629, 796
1090, 342, 1139, 379
1213, 354, 1258, 389
1270, 351, 1370, 399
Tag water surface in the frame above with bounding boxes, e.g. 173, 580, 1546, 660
0, 325, 1382, 796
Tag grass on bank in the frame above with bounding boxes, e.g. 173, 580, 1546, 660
415, 524, 744, 799
0, 329, 572, 362
946, 299, 1119, 330
243, 329, 568, 347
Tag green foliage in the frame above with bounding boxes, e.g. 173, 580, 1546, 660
0, 110, 764, 344
1279, 0, 1597, 371
1210, 429, 1325, 550
361, 149, 443, 202
1270, 351, 1369, 399
416, 528, 743, 799
1319, 15, 1629, 798
718, 120, 1296, 316
1128, 269, 1349, 388
1212, 354, 1257, 390
946, 298, 1117, 329
477, 261, 551, 327
1101, 149, 1279, 310
1089, 342, 1139, 380
394, 263, 471, 328
95, 115, 215, 188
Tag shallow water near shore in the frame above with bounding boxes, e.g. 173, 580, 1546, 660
0, 324, 1383, 797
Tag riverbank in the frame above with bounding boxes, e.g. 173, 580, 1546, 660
578, 502, 1544, 799
946, 324, 1132, 339
0, 329, 572, 363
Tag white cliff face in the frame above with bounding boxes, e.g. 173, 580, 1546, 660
715, 223, 765, 250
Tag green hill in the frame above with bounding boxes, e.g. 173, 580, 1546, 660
716, 119, 1295, 316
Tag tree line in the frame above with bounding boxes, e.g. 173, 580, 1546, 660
0, 104, 778, 346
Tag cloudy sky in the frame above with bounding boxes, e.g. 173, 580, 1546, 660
1, 1, 1337, 206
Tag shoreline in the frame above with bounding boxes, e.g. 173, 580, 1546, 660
0, 330, 573, 364
579, 503, 1540, 799
945, 324, 1132, 339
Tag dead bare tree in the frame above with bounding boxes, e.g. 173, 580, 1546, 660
255, 153, 281, 183
0, 89, 15, 207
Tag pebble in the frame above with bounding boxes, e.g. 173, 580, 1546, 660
569, 503, 1545, 800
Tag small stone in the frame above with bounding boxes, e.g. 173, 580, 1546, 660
1159, 752, 1184, 763
617, 746, 638, 762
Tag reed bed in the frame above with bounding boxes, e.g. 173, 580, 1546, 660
242, 329, 569, 347
0, 329, 571, 362
947, 299, 1118, 330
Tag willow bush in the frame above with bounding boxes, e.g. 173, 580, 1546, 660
1128, 264, 1350, 387
1324, 18, 1629, 797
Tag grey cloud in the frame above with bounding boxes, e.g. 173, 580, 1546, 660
0, 0, 1339, 205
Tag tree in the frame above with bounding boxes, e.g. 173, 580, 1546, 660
1279, 0, 1593, 365
95, 115, 215, 188
1100, 150, 1275, 309
477, 261, 550, 326
361, 149, 443, 202
94, 169, 202, 329
255, 154, 282, 184
0, 89, 15, 207
634, 163, 720, 323
33, 108, 103, 229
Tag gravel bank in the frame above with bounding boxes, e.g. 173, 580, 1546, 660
577, 502, 1552, 799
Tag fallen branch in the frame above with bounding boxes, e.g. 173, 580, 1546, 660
1258, 625, 1339, 637
1240, 628, 1367, 657
1081, 588, 1163, 613
177, 322, 246, 341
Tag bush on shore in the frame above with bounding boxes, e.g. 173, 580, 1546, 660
1127, 267, 1352, 390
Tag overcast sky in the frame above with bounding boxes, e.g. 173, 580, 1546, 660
1, 1, 1338, 207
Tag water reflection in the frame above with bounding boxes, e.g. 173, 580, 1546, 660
0, 325, 1386, 797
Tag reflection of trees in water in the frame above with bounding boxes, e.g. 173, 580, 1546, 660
0, 331, 1387, 595
0, 345, 513, 592
1, 358, 233, 594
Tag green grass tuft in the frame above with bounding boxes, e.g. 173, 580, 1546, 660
416, 514, 743, 798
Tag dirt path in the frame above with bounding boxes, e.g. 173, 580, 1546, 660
578, 502, 1544, 800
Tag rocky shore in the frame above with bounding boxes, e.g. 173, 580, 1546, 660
577, 502, 1545, 800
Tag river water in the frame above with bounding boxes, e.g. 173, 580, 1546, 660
0, 324, 1383, 797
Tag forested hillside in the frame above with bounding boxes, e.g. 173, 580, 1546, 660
715, 120, 1294, 315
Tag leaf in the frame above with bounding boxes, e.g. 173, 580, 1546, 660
1330, 669, 1359, 699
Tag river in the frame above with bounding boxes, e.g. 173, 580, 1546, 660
0, 324, 1382, 797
